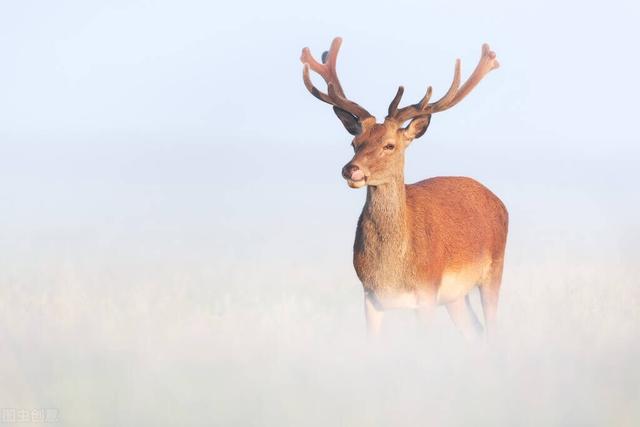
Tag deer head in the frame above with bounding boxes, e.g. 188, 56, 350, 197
301, 37, 499, 189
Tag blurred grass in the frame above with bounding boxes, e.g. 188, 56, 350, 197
1, 223, 639, 426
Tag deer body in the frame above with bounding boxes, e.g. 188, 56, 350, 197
355, 176, 508, 308
301, 38, 508, 338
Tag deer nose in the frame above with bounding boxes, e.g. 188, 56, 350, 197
342, 163, 364, 181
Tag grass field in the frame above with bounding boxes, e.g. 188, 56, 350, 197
1, 142, 638, 426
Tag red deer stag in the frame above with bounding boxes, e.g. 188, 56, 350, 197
300, 37, 508, 339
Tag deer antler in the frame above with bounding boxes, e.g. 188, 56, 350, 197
387, 43, 499, 123
301, 37, 373, 122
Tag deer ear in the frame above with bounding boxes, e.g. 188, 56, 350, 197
333, 106, 362, 136
403, 115, 431, 140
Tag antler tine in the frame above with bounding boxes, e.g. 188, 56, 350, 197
427, 59, 461, 113
390, 86, 433, 123
417, 86, 433, 110
387, 86, 404, 117
302, 64, 335, 104
429, 44, 499, 113
303, 64, 369, 120
300, 37, 373, 121
300, 37, 345, 97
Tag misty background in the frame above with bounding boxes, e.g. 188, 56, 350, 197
1, 0, 639, 425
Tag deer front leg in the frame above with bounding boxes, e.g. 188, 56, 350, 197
364, 291, 384, 337
414, 289, 437, 330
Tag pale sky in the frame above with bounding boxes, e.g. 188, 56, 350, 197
1, 0, 639, 235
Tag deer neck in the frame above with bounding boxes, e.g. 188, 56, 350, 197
355, 173, 411, 285
363, 176, 408, 238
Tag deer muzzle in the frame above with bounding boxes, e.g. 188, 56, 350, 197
342, 163, 366, 188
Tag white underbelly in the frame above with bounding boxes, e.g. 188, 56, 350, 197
364, 257, 491, 309
436, 260, 490, 304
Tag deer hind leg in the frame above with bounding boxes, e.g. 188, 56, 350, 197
479, 256, 505, 340
446, 295, 483, 341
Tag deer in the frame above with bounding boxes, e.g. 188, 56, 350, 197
300, 37, 508, 340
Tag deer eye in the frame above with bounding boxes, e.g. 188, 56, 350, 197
383, 143, 395, 150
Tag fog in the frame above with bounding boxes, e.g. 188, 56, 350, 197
1, 0, 639, 425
